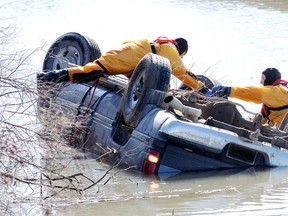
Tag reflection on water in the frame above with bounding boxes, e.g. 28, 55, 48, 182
1, 0, 288, 215
9, 157, 288, 216
156, 167, 288, 215
47, 166, 288, 216
3, 155, 288, 215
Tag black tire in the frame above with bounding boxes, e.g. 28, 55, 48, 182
38, 32, 101, 110
178, 75, 221, 90
122, 54, 171, 127
42, 32, 102, 71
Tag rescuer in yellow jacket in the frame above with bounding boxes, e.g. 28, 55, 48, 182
38, 36, 206, 92
207, 68, 288, 126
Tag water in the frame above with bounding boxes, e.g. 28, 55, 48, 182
31, 165, 288, 216
1, 0, 288, 215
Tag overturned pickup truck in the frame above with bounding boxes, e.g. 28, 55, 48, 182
37, 32, 288, 175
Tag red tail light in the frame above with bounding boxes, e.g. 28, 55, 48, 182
143, 149, 160, 174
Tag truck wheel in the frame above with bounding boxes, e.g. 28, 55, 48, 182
42, 32, 101, 71
38, 32, 101, 110
122, 54, 171, 127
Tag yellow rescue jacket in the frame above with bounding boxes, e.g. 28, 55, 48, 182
69, 39, 203, 91
230, 83, 288, 126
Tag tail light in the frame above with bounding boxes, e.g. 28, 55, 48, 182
143, 149, 160, 174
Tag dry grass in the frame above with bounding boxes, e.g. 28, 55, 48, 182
0, 21, 120, 216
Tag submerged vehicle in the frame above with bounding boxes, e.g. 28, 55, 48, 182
37, 32, 288, 175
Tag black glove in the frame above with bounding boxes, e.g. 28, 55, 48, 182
72, 70, 104, 83
211, 85, 231, 98
37, 69, 69, 83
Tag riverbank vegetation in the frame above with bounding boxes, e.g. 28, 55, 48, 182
0, 22, 118, 215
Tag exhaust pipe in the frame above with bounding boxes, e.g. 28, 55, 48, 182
164, 95, 202, 118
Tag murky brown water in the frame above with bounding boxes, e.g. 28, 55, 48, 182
1, 0, 288, 215
24, 163, 288, 216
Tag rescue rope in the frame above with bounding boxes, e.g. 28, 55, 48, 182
84, 76, 101, 116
